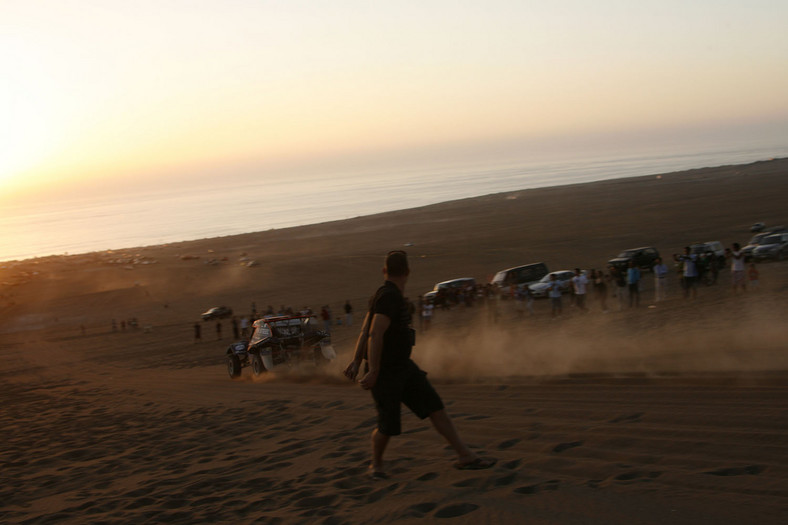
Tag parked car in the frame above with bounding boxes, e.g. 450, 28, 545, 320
607, 247, 660, 271
201, 306, 233, 321
528, 270, 576, 298
743, 227, 786, 261
491, 262, 549, 294
225, 314, 335, 379
750, 222, 766, 232
752, 232, 788, 261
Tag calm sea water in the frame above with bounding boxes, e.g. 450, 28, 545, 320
2, 135, 787, 262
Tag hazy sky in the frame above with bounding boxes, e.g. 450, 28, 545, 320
2, 0, 787, 200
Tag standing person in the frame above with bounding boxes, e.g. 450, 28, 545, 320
591, 269, 609, 312
728, 243, 746, 294
344, 251, 495, 479
627, 261, 641, 308
548, 273, 563, 318
421, 298, 434, 331
344, 300, 354, 326
193, 322, 201, 343
321, 305, 332, 334
653, 257, 669, 302
240, 316, 250, 338
216, 321, 222, 340
231, 317, 239, 340
610, 266, 627, 311
571, 268, 588, 312
675, 247, 699, 299
748, 263, 759, 290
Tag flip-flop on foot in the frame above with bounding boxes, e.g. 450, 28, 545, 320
454, 457, 497, 470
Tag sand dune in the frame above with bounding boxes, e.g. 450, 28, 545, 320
1, 159, 787, 523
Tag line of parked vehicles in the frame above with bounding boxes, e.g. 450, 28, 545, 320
421, 222, 787, 304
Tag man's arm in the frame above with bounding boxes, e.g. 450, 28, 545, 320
359, 313, 390, 390
343, 311, 371, 380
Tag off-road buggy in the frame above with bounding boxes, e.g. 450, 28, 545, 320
225, 314, 336, 379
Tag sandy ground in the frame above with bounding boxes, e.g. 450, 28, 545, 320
1, 158, 787, 524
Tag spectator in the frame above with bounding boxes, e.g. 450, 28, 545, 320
548, 273, 562, 318
627, 261, 641, 308
675, 247, 699, 299
344, 300, 354, 326
321, 305, 332, 334
748, 263, 759, 291
610, 266, 627, 311
728, 243, 746, 294
653, 257, 669, 302
571, 268, 588, 312
590, 269, 609, 312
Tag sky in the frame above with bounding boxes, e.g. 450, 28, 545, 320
2, 0, 788, 203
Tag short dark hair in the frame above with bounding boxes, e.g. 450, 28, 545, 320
385, 250, 409, 277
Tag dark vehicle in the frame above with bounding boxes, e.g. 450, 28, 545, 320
743, 227, 786, 261
225, 314, 335, 379
752, 232, 788, 261
424, 277, 476, 307
607, 247, 660, 271
433, 277, 476, 293
690, 241, 726, 268
491, 262, 549, 294
201, 306, 233, 321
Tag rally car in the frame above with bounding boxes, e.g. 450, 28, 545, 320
225, 314, 336, 379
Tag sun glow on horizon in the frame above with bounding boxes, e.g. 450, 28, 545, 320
1, 0, 787, 201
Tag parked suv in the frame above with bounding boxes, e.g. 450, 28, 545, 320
752, 232, 788, 261
491, 262, 549, 294
607, 247, 660, 271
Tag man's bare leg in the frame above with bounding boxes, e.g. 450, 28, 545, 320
370, 429, 390, 477
428, 408, 477, 463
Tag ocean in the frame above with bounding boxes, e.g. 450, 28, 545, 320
2, 134, 787, 262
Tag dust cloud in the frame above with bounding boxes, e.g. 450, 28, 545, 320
412, 298, 788, 381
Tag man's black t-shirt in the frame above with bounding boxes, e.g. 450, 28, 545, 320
369, 281, 412, 368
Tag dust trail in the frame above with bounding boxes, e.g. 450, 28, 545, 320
412, 297, 788, 380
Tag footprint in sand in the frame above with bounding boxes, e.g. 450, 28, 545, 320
552, 441, 583, 453
609, 412, 643, 423
497, 438, 521, 450
614, 470, 662, 483
514, 479, 560, 495
705, 465, 765, 476
434, 502, 480, 518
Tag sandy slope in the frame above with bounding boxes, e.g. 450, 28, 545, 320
1, 159, 787, 524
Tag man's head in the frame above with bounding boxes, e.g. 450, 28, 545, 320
384, 250, 410, 278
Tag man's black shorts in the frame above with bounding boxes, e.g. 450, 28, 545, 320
371, 360, 444, 436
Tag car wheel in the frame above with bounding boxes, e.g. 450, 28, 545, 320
227, 354, 242, 379
252, 354, 267, 375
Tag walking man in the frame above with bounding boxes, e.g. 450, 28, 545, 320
344, 251, 495, 479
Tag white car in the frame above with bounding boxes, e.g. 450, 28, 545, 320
528, 270, 577, 298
